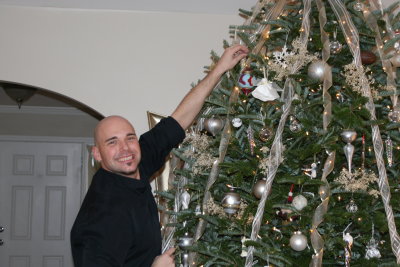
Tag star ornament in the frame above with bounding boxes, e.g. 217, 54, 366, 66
251, 78, 282, 101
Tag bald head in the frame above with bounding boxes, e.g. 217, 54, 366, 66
94, 116, 134, 145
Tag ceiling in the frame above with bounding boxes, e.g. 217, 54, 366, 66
0, 0, 256, 15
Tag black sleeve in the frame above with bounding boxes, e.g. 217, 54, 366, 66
139, 116, 185, 180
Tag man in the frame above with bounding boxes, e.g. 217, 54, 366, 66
70, 44, 249, 267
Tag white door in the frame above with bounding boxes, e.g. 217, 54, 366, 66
0, 140, 83, 267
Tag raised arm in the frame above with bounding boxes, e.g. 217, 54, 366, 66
171, 44, 248, 130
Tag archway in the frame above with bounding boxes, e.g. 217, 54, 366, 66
0, 81, 102, 267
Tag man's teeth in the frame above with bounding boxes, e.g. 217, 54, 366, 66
118, 155, 133, 162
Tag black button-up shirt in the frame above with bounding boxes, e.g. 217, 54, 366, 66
71, 117, 185, 267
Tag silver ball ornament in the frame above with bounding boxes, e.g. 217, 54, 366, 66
346, 199, 358, 213
252, 178, 268, 199
341, 129, 357, 143
290, 231, 308, 251
232, 117, 243, 128
178, 232, 193, 249
292, 195, 308, 211
204, 117, 224, 136
390, 53, 400, 67
289, 116, 302, 133
221, 190, 241, 215
308, 61, 328, 81
388, 109, 400, 122
330, 40, 343, 54
353, 1, 364, 11
259, 126, 274, 142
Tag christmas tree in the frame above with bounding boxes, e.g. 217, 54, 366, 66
158, 0, 400, 266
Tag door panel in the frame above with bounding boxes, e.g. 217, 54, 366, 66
0, 141, 83, 267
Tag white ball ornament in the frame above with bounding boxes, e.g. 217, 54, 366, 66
308, 61, 329, 81
292, 195, 308, 211
232, 118, 243, 128
290, 231, 308, 251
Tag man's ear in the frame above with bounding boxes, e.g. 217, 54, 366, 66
92, 146, 102, 162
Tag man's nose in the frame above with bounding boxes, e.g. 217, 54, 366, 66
120, 140, 129, 150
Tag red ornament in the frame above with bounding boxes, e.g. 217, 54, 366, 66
241, 88, 253, 95
238, 69, 257, 95
360, 50, 377, 65
287, 184, 295, 203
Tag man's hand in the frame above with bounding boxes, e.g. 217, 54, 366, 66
212, 44, 249, 76
171, 44, 249, 130
151, 247, 175, 267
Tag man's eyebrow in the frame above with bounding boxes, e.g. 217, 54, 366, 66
105, 136, 117, 143
127, 133, 136, 137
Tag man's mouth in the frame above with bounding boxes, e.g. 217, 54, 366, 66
117, 155, 134, 162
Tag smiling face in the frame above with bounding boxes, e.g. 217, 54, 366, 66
92, 116, 141, 179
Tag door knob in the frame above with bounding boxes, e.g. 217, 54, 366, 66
0, 226, 4, 233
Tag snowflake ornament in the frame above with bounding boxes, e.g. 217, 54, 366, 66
272, 45, 294, 69
268, 38, 318, 81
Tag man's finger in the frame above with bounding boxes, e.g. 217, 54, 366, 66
165, 247, 176, 256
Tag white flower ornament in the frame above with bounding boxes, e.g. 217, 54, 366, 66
251, 78, 282, 101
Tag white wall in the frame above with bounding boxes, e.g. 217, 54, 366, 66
0, 6, 245, 135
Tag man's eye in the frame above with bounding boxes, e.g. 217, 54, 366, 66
107, 140, 117, 145
127, 136, 136, 141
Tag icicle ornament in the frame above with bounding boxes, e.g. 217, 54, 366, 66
385, 136, 393, 167
247, 125, 256, 155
